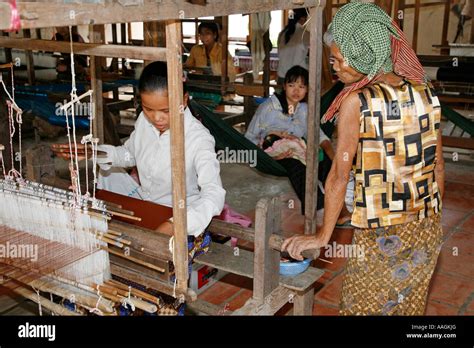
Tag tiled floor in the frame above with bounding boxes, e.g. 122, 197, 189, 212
198, 162, 474, 315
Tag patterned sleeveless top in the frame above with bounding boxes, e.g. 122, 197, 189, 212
351, 81, 442, 229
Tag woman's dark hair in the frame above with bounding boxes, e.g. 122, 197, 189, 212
276, 65, 309, 114
198, 22, 219, 41
138, 61, 188, 96
138, 61, 168, 94
282, 8, 308, 44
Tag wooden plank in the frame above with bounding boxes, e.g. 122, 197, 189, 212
0, 289, 25, 314
165, 20, 189, 293
110, 264, 197, 302
279, 267, 324, 292
108, 220, 173, 261
194, 242, 254, 278
253, 197, 281, 303
293, 288, 314, 315
442, 136, 474, 150
194, 242, 323, 292
0, 1, 320, 30
90, 25, 105, 144
304, 4, 324, 235
232, 285, 294, 315
0, 37, 167, 61
186, 299, 232, 316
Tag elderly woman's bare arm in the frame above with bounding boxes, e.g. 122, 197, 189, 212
319, 92, 360, 239
282, 92, 360, 260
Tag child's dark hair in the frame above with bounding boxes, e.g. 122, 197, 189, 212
284, 65, 308, 86
282, 8, 308, 44
198, 22, 219, 41
276, 65, 309, 114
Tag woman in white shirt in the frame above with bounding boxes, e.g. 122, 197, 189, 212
97, 61, 226, 238
277, 8, 310, 86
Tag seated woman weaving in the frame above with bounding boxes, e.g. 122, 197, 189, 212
245, 65, 352, 227
96, 61, 226, 239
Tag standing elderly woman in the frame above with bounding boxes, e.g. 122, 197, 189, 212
283, 1, 445, 316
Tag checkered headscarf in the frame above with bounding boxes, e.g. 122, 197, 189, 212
322, 1, 427, 123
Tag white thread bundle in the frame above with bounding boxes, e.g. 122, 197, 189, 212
0, 178, 110, 285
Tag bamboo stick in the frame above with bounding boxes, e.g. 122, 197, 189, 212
10, 286, 81, 316
103, 233, 131, 246
102, 246, 166, 273
106, 279, 161, 305
98, 235, 124, 248
27, 277, 115, 313
106, 229, 123, 237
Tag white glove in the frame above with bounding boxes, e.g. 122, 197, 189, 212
96, 144, 115, 171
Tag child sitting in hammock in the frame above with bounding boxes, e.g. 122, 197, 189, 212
245, 65, 352, 227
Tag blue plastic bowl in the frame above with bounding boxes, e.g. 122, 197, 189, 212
279, 258, 311, 276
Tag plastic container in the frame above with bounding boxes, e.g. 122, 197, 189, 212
279, 258, 311, 276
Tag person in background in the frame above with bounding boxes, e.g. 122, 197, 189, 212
53, 26, 87, 79
184, 22, 236, 82
276, 8, 309, 87
245, 65, 352, 226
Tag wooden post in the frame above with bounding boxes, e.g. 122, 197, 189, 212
111, 24, 119, 72
89, 24, 104, 143
441, 0, 451, 55
23, 29, 36, 85
165, 20, 189, 295
376, 0, 393, 15
412, 0, 420, 52
304, 4, 324, 235
263, 30, 271, 98
243, 72, 256, 127
253, 197, 281, 304
220, 16, 229, 95
293, 288, 315, 315
394, 0, 405, 30
2, 32, 13, 84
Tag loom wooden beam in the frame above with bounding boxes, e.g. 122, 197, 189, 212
165, 19, 189, 294
208, 219, 320, 260
108, 220, 173, 261
0, 37, 167, 61
90, 24, 105, 144
304, 4, 325, 235
0, 0, 319, 30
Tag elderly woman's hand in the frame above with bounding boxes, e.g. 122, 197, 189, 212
281, 233, 329, 261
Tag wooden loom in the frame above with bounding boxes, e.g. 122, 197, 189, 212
1, 0, 327, 316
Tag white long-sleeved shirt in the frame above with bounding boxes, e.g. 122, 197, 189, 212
106, 107, 226, 237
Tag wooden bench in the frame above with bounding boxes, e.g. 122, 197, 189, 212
194, 197, 324, 315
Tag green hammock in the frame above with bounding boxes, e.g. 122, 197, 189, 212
188, 82, 345, 177
189, 81, 473, 177
441, 105, 474, 136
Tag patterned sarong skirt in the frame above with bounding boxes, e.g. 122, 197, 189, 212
340, 214, 444, 315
